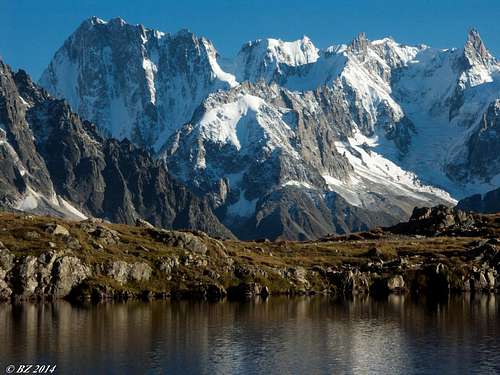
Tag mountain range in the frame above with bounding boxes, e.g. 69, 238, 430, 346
2, 17, 500, 240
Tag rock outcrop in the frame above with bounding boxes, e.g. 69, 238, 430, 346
457, 187, 500, 214
389, 205, 477, 236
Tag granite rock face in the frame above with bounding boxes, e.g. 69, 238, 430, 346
39, 17, 236, 149
448, 100, 500, 182
163, 81, 449, 239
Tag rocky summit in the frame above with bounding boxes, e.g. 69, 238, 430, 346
35, 18, 500, 240
1, 207, 499, 302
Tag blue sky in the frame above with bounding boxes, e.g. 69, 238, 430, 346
1, 0, 500, 79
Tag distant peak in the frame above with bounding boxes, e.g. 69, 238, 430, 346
349, 32, 369, 53
464, 28, 494, 65
82, 16, 107, 27
467, 28, 483, 44
108, 17, 127, 26
175, 28, 195, 38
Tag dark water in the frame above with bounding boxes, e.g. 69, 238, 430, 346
1, 295, 499, 374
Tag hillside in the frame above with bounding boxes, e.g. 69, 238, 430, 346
0, 206, 499, 302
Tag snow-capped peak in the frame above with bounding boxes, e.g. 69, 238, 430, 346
234, 36, 319, 82
87, 16, 107, 25
40, 17, 238, 150
265, 36, 320, 66
456, 29, 499, 90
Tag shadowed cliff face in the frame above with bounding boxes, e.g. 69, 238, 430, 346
0, 59, 233, 238
457, 186, 500, 214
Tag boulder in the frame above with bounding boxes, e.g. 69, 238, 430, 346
0, 247, 15, 272
286, 266, 310, 289
82, 223, 120, 245
23, 231, 40, 240
50, 256, 91, 297
391, 205, 476, 236
387, 275, 405, 292
129, 262, 152, 282
205, 283, 227, 300
329, 269, 371, 294
106, 261, 152, 284
0, 279, 12, 300
106, 261, 131, 284
158, 257, 179, 275
44, 223, 70, 237
17, 256, 39, 296
150, 229, 208, 254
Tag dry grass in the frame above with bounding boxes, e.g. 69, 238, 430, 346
0, 211, 494, 270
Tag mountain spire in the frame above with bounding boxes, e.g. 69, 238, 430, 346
349, 32, 369, 54
464, 28, 495, 66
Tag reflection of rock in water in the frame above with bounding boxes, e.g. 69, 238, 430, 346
0, 296, 499, 373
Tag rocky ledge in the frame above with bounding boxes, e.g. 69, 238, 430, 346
0, 205, 499, 303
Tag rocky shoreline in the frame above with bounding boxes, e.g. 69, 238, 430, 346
1, 206, 500, 303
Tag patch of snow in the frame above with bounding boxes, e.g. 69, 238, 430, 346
17, 187, 40, 211
142, 57, 158, 104
58, 197, 88, 220
283, 180, 314, 189
197, 94, 298, 159
18, 95, 31, 107
226, 190, 258, 218
203, 40, 238, 88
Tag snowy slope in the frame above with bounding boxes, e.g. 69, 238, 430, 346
164, 81, 455, 240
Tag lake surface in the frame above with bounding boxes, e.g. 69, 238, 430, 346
1, 295, 499, 374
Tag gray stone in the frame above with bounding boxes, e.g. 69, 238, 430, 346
44, 223, 70, 237
17, 256, 39, 295
135, 218, 155, 229
0, 279, 12, 300
23, 231, 40, 240
153, 230, 208, 255
387, 275, 405, 291
106, 261, 130, 284
129, 262, 152, 282
50, 256, 91, 297
106, 261, 152, 284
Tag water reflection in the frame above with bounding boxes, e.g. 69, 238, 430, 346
0, 295, 499, 374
